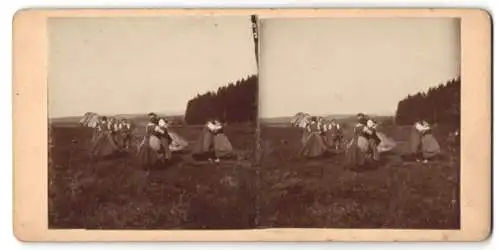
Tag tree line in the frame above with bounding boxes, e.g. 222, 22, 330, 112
395, 76, 460, 125
184, 74, 258, 125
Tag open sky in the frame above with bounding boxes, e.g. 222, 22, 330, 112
48, 16, 257, 118
259, 18, 460, 118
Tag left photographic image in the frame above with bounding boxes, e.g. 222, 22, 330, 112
47, 15, 259, 229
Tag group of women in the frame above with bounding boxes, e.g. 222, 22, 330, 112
79, 112, 136, 157
135, 112, 188, 165
80, 110, 445, 167
291, 113, 345, 156
82, 112, 234, 167
190, 117, 234, 162
295, 116, 343, 158
295, 112, 444, 167
344, 113, 398, 166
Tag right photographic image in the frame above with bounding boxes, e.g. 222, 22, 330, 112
257, 17, 461, 229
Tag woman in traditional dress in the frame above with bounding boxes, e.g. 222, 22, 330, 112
358, 113, 381, 160
376, 132, 397, 152
409, 119, 441, 163
345, 122, 369, 167
79, 112, 99, 127
192, 118, 216, 161
362, 118, 397, 154
300, 116, 328, 158
118, 118, 134, 150
290, 113, 313, 147
90, 116, 120, 157
136, 115, 171, 166
321, 120, 344, 152
300, 116, 312, 146
80, 112, 100, 143
106, 117, 121, 148
212, 119, 234, 161
291, 112, 310, 128
345, 113, 380, 167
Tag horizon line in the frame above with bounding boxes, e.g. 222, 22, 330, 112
259, 113, 395, 119
49, 74, 259, 120
49, 111, 186, 119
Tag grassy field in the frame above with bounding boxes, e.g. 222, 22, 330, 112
258, 122, 460, 229
49, 116, 459, 229
49, 122, 258, 229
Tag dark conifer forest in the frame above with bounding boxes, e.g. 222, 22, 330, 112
184, 75, 258, 125
395, 76, 460, 125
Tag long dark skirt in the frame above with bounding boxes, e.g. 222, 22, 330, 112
409, 128, 441, 159
192, 127, 215, 160
136, 135, 170, 167
90, 131, 120, 157
323, 130, 343, 151
214, 133, 233, 158
345, 136, 379, 167
345, 136, 367, 167
300, 132, 328, 158
116, 132, 133, 149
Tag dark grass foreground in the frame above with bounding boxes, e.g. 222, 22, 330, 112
49, 124, 258, 229
258, 124, 460, 229
49, 123, 459, 229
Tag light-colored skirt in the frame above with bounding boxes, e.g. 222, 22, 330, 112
376, 132, 397, 153
168, 131, 189, 152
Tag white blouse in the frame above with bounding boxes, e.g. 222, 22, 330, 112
146, 122, 165, 134
118, 123, 131, 131
415, 122, 431, 132
362, 126, 373, 134
207, 121, 222, 132
154, 126, 165, 134
158, 118, 168, 128
366, 119, 377, 129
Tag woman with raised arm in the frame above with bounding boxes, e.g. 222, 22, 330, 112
212, 119, 234, 161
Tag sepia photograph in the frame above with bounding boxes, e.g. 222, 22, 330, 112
258, 17, 461, 229
47, 15, 259, 229
12, 8, 491, 242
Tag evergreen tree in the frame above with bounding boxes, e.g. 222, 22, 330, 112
184, 74, 258, 125
395, 76, 460, 125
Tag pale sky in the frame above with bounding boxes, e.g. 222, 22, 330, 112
259, 18, 460, 118
48, 16, 257, 118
